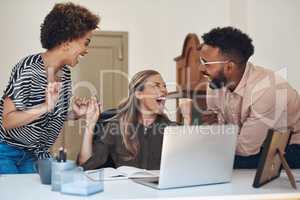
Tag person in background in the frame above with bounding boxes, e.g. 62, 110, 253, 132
78, 70, 180, 170
0, 2, 100, 174
183, 26, 300, 168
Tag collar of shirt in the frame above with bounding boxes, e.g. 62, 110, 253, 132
232, 62, 253, 96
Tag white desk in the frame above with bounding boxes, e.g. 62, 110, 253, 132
1, 170, 300, 200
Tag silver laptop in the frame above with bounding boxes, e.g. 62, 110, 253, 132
134, 124, 238, 189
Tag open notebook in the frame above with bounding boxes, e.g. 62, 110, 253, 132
85, 166, 159, 181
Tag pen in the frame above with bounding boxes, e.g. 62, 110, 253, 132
58, 147, 64, 162
62, 149, 67, 162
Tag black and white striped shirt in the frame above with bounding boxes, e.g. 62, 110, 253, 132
0, 54, 71, 159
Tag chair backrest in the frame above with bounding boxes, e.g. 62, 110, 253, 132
99, 108, 119, 123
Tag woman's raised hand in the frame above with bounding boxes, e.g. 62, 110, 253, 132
85, 96, 101, 130
45, 82, 61, 112
72, 97, 89, 119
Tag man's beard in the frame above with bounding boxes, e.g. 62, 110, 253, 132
208, 70, 227, 89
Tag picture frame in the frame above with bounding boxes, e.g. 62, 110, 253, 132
252, 128, 296, 189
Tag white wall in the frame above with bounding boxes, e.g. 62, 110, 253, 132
0, 0, 230, 120
1, 0, 299, 114
0, 0, 230, 88
247, 0, 300, 90
0, 1, 54, 92
230, 0, 300, 90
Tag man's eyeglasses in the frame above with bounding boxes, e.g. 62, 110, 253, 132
200, 57, 229, 66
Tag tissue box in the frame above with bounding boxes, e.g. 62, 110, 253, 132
60, 168, 104, 196
51, 160, 76, 191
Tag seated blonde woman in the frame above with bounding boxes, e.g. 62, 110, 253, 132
78, 70, 180, 170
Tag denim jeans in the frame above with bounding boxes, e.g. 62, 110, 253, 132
0, 141, 37, 174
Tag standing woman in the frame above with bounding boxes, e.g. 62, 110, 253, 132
0, 3, 100, 174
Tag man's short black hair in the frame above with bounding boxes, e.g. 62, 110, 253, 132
202, 26, 254, 65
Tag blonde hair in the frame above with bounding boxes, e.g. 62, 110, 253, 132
117, 70, 168, 158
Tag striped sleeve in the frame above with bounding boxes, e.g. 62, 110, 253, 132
4, 65, 32, 111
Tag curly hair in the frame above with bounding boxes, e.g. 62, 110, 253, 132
202, 27, 254, 65
40, 2, 100, 50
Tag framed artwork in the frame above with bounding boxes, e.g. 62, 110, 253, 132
253, 128, 296, 189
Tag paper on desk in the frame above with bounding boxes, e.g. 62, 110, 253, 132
85, 168, 128, 181
85, 167, 160, 181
